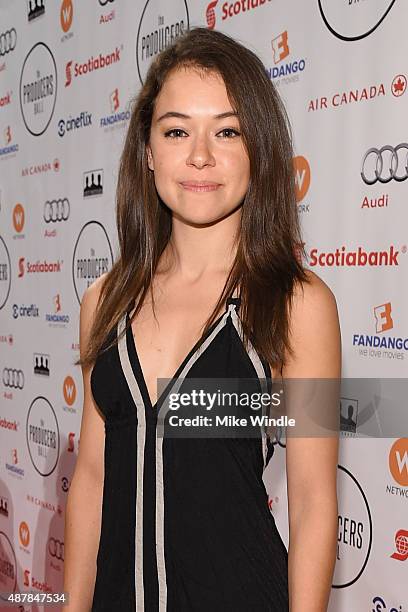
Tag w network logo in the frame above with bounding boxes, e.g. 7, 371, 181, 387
293, 156, 311, 202
206, 0, 218, 29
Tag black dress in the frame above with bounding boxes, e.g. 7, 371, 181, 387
90, 295, 289, 611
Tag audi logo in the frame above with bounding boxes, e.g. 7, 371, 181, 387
0, 29, 17, 57
44, 198, 70, 223
361, 144, 408, 185
3, 368, 24, 389
48, 537, 64, 561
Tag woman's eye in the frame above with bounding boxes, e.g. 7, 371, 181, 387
219, 128, 240, 138
164, 129, 186, 138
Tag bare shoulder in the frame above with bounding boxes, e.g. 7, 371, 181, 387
282, 269, 341, 378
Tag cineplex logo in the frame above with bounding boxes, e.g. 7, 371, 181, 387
65, 46, 122, 87
308, 244, 405, 267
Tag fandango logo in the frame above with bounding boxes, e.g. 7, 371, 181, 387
65, 47, 121, 86
18, 257, 62, 277
58, 111, 92, 137
206, 0, 272, 29
267, 31, 306, 81
352, 302, 408, 351
308, 245, 401, 267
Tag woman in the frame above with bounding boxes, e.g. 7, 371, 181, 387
64, 27, 341, 611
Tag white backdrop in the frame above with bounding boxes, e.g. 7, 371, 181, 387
0, 1, 407, 610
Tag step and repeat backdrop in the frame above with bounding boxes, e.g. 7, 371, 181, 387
0, 1, 407, 610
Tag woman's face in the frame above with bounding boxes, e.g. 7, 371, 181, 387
146, 66, 250, 225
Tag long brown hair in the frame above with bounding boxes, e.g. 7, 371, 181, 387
76, 26, 309, 372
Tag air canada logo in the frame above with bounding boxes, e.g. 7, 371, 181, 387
83, 169, 103, 197
136, 1, 188, 85
391, 74, 407, 97
318, 0, 396, 42
19, 42, 57, 136
28, 0, 45, 22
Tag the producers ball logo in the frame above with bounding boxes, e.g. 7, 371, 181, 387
136, 0, 189, 85
318, 0, 396, 42
19, 42, 57, 136
26, 396, 60, 477
0, 532, 17, 599
0, 235, 11, 310
72, 221, 113, 304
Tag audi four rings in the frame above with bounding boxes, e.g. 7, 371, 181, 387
48, 537, 64, 561
0, 28, 17, 56
43, 198, 70, 223
361, 144, 408, 185
3, 368, 24, 389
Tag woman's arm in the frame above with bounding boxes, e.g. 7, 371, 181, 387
63, 277, 106, 612
283, 270, 341, 611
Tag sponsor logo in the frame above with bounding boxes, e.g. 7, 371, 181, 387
12, 303, 40, 319
34, 353, 50, 377
0, 417, 18, 431
308, 83, 385, 112
308, 245, 404, 267
0, 126, 19, 159
65, 46, 122, 87
63, 376, 76, 407
99, 88, 130, 131
391, 74, 407, 97
0, 91, 11, 108
340, 397, 357, 436
60, 0, 73, 37
18, 257, 63, 277
0, 28, 17, 57
73, 221, 113, 303
353, 302, 407, 360
206, 0, 272, 29
58, 111, 92, 137
293, 156, 311, 212
12, 203, 25, 237
5, 448, 25, 478
361, 144, 408, 185
45, 293, 70, 326
83, 169, 103, 197
19, 521, 30, 548
388, 438, 408, 489
26, 494, 62, 515
371, 595, 406, 611
136, 3, 188, 85
26, 396, 60, 477
0, 236, 11, 311
48, 537, 64, 561
334, 466, 372, 588
390, 529, 408, 561
0, 495, 9, 517
19, 42, 57, 136
318, 0, 396, 41
28, 0, 46, 22
22, 158, 60, 176
3, 368, 25, 389
267, 31, 306, 87
44, 198, 70, 223
0, 532, 17, 594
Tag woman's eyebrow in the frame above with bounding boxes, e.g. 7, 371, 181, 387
156, 111, 239, 122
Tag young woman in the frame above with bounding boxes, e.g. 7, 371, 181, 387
64, 27, 341, 612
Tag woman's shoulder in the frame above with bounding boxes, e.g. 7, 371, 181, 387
292, 269, 337, 311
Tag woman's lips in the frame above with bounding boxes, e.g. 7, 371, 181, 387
179, 181, 221, 192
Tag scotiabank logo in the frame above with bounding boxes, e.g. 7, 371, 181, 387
308, 245, 403, 267
65, 46, 122, 87
391, 529, 408, 561
18, 257, 63, 277
206, 0, 272, 29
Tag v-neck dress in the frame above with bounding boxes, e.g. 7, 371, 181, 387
90, 295, 289, 611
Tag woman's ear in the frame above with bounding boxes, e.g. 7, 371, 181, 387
146, 145, 154, 171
